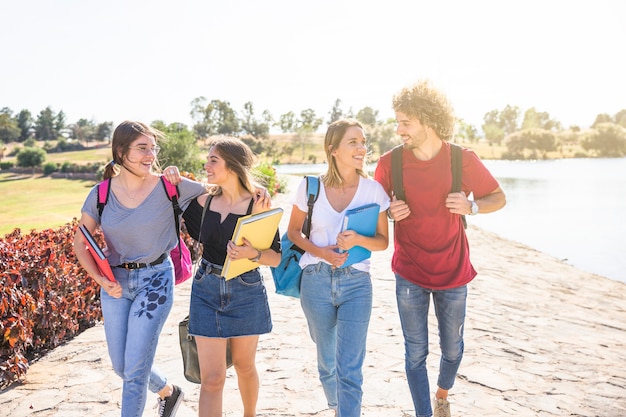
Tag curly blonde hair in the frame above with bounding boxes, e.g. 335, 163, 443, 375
392, 79, 455, 141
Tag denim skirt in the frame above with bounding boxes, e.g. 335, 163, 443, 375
188, 259, 272, 338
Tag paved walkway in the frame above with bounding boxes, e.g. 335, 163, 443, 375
3, 184, 626, 416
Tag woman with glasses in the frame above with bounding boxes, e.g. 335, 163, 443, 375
73, 120, 207, 417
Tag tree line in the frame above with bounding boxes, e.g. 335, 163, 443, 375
2, 98, 626, 163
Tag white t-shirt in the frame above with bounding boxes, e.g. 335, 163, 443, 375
293, 176, 390, 272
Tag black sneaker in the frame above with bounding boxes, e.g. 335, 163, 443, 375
157, 385, 184, 417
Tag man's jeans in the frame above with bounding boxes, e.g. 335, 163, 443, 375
300, 262, 372, 417
395, 274, 467, 417
101, 258, 174, 417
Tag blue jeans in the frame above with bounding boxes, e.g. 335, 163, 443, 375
300, 262, 372, 417
395, 274, 467, 417
101, 257, 175, 417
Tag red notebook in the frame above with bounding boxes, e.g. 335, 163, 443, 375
79, 225, 115, 282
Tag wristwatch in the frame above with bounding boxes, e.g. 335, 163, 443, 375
469, 200, 479, 215
249, 249, 262, 263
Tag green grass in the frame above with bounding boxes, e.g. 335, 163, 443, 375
0, 173, 96, 236
44, 147, 111, 164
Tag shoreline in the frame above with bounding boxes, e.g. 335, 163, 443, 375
3, 180, 626, 416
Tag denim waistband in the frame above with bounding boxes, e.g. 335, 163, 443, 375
200, 258, 223, 275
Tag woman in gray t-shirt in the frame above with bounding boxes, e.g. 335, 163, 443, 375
73, 121, 205, 417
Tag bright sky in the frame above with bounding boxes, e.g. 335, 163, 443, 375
2, 0, 625, 132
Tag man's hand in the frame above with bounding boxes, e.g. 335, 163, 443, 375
445, 191, 471, 215
388, 196, 411, 221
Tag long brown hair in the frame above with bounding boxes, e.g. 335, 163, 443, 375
208, 136, 257, 196
102, 121, 165, 180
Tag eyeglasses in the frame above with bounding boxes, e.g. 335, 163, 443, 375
128, 145, 161, 155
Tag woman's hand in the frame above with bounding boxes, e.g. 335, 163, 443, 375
163, 166, 182, 185
226, 238, 255, 260
321, 245, 348, 268
100, 279, 123, 298
336, 230, 358, 252
253, 185, 272, 210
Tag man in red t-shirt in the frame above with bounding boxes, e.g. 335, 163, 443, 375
374, 80, 506, 417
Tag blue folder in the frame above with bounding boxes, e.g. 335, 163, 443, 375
340, 203, 380, 267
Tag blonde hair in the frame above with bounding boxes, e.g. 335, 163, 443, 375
322, 118, 368, 188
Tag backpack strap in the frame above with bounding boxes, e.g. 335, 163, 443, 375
391, 145, 405, 201
390, 143, 466, 229
161, 176, 183, 257
449, 143, 467, 229
302, 176, 320, 238
97, 178, 112, 218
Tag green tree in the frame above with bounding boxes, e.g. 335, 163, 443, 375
189, 97, 240, 137
614, 109, 626, 128
16, 109, 33, 142
328, 99, 344, 125
482, 123, 504, 145
95, 122, 113, 141
16, 146, 46, 168
504, 129, 556, 159
70, 118, 96, 145
0, 108, 20, 143
581, 123, 626, 157
522, 108, 561, 131
151, 121, 204, 173
591, 113, 612, 128
241, 102, 271, 139
296, 109, 323, 161
35, 106, 59, 140
483, 105, 520, 139
456, 119, 478, 144
277, 111, 296, 133
356, 106, 379, 126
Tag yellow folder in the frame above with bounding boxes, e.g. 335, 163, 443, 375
221, 207, 284, 280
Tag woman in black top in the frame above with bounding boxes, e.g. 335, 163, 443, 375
182, 137, 280, 417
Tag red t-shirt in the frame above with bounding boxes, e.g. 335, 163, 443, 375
374, 142, 500, 289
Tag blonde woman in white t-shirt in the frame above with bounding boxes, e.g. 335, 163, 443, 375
286, 119, 390, 417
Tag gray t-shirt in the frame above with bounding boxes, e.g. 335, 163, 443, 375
82, 177, 206, 266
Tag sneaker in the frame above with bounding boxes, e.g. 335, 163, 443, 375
433, 397, 451, 417
157, 385, 184, 417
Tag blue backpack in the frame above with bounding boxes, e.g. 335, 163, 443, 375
270, 176, 319, 297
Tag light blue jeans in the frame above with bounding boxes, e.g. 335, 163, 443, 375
395, 274, 467, 417
300, 262, 372, 417
101, 257, 174, 417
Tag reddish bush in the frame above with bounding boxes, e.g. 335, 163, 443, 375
0, 220, 102, 388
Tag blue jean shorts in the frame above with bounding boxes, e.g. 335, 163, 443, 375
188, 259, 272, 338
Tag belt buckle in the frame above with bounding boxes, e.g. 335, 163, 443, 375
126, 262, 139, 269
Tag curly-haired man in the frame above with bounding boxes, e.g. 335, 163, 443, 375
374, 80, 506, 417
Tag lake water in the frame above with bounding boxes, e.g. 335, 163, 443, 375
274, 158, 626, 284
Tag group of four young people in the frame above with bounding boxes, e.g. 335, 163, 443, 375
74, 79, 505, 417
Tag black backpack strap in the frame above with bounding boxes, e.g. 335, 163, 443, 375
302, 176, 320, 238
391, 145, 405, 201
450, 143, 467, 229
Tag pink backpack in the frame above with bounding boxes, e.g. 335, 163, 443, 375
97, 176, 193, 285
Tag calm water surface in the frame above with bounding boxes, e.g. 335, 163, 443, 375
275, 158, 626, 284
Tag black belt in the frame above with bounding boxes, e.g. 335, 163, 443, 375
115, 253, 168, 270
201, 258, 223, 275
